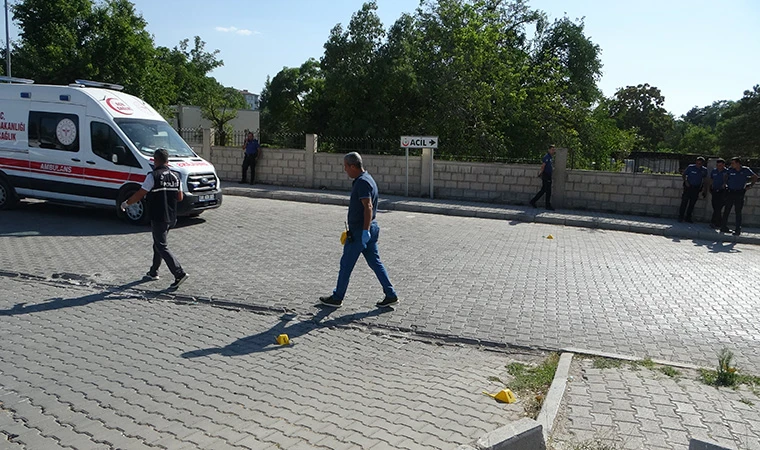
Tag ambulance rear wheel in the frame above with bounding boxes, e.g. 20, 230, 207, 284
0, 177, 19, 210
118, 189, 149, 226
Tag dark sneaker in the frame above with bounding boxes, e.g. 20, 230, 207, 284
143, 272, 159, 281
169, 273, 188, 290
546, 205, 555, 211
685, 218, 694, 223
376, 296, 399, 308
319, 295, 342, 308
720, 227, 731, 233
529, 201, 537, 208
733, 229, 741, 236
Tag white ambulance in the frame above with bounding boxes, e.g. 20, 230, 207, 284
0, 78, 222, 224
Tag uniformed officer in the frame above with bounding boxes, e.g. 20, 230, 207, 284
529, 145, 556, 210
678, 156, 708, 223
720, 157, 758, 236
707, 158, 728, 228
320, 152, 398, 308
121, 148, 189, 289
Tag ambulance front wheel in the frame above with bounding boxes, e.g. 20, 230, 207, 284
0, 177, 19, 210
117, 189, 149, 225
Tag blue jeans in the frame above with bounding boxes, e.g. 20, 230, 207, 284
333, 222, 396, 300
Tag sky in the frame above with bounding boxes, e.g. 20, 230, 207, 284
5, 0, 760, 117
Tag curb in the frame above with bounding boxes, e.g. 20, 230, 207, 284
223, 187, 760, 246
459, 353, 574, 450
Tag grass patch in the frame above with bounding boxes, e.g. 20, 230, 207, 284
659, 366, 681, 378
740, 398, 754, 406
503, 353, 560, 419
592, 357, 623, 369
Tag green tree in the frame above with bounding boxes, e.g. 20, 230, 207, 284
201, 81, 247, 146
605, 83, 674, 151
717, 85, 760, 157
259, 59, 324, 135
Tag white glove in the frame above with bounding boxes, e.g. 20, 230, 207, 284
120, 201, 129, 211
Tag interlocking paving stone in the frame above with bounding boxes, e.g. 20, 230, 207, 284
551, 357, 760, 449
3, 197, 760, 373
0, 276, 540, 448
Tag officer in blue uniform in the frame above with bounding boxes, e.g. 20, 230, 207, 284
707, 158, 728, 228
320, 152, 398, 308
721, 157, 758, 236
529, 145, 556, 210
678, 156, 708, 223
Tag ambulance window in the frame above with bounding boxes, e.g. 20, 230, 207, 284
28, 112, 79, 152
91, 122, 140, 168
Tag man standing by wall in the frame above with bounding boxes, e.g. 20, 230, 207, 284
241, 131, 259, 185
530, 145, 556, 211
707, 158, 728, 228
678, 156, 708, 223
320, 152, 398, 309
721, 157, 758, 236
121, 149, 189, 290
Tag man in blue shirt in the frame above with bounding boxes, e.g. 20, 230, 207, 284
320, 152, 398, 308
529, 145, 556, 211
678, 156, 708, 223
240, 131, 259, 185
720, 157, 758, 235
707, 158, 729, 228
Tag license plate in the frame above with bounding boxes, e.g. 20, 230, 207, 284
198, 194, 215, 202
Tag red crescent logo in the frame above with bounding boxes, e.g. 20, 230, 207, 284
106, 98, 134, 115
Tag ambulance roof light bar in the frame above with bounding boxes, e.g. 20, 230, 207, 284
0, 76, 35, 84
73, 79, 124, 91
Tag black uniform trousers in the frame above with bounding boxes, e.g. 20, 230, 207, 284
242, 154, 257, 184
530, 173, 553, 207
150, 220, 184, 279
722, 190, 746, 231
678, 186, 701, 221
710, 190, 726, 227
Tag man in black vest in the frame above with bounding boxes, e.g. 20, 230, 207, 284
121, 148, 189, 290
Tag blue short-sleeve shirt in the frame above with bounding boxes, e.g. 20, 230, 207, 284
683, 164, 708, 187
542, 152, 553, 177
726, 166, 757, 191
710, 168, 728, 192
347, 171, 378, 231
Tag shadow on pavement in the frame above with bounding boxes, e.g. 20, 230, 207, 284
181, 306, 393, 358
0, 279, 154, 316
692, 240, 740, 253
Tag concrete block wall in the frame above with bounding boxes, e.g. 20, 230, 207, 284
313, 153, 423, 196
208, 146, 307, 188
564, 170, 760, 225
434, 161, 542, 204
188, 133, 760, 226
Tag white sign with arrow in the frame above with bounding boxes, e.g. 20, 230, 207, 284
400, 136, 438, 149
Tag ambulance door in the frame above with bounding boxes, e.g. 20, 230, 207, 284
26, 108, 86, 202
82, 120, 143, 206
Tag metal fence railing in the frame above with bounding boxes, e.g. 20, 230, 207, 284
177, 128, 203, 145
260, 132, 306, 150
318, 136, 412, 156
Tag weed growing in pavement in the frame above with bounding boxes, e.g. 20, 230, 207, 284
501, 353, 560, 419
659, 366, 681, 378
627, 357, 655, 371
592, 357, 623, 369
740, 398, 754, 406
698, 348, 760, 390
566, 438, 619, 450
716, 348, 738, 386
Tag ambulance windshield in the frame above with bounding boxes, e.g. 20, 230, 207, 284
115, 119, 196, 158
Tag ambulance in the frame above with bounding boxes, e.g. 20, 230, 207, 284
0, 78, 222, 224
